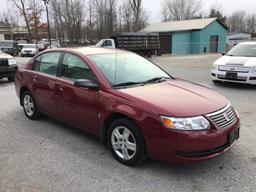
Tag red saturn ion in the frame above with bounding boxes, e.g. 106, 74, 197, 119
15, 47, 240, 166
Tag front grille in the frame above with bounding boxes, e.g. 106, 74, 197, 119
218, 65, 251, 73
0, 59, 8, 67
207, 104, 237, 129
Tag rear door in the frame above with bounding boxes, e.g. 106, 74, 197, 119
32, 52, 62, 117
55, 53, 99, 132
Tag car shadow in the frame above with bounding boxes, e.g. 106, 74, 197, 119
19, 112, 244, 176
0, 79, 13, 86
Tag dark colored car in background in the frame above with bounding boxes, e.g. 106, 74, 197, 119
0, 40, 19, 56
15, 47, 240, 166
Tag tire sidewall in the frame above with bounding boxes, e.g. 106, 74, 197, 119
107, 118, 145, 166
8, 77, 15, 82
22, 91, 40, 120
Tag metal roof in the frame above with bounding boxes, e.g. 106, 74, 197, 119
140, 18, 227, 33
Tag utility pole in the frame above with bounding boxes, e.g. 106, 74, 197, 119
43, 0, 51, 46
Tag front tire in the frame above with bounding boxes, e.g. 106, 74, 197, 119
22, 91, 40, 120
107, 118, 146, 166
212, 79, 222, 84
7, 77, 15, 82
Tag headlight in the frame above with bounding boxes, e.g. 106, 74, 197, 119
252, 67, 256, 73
8, 58, 17, 66
212, 64, 218, 70
160, 116, 210, 131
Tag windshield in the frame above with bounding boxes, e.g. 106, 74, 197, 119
0, 41, 13, 48
226, 44, 256, 57
23, 44, 36, 49
90, 53, 172, 87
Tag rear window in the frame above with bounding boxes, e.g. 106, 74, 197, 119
34, 52, 61, 76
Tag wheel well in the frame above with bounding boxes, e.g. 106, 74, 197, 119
102, 113, 136, 144
101, 113, 147, 149
19, 86, 29, 106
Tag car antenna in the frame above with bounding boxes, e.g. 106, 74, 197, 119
114, 47, 117, 84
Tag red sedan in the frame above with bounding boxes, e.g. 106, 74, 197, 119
15, 47, 240, 166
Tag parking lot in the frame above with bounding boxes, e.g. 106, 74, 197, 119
0, 54, 256, 192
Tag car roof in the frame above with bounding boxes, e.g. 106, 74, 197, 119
48, 46, 132, 56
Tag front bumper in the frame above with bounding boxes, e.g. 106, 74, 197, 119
144, 117, 240, 163
21, 52, 36, 57
0, 65, 17, 79
211, 69, 256, 85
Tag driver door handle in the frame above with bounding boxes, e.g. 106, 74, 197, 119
33, 76, 38, 82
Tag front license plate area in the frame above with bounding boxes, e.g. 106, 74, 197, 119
226, 72, 238, 80
229, 128, 239, 144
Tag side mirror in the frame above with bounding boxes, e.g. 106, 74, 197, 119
222, 52, 226, 56
74, 79, 99, 90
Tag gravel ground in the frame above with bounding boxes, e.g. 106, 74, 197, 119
0, 54, 256, 192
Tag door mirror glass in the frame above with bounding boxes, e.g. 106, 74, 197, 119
74, 79, 99, 90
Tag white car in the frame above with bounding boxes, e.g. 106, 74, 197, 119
0, 50, 17, 82
212, 42, 256, 85
21, 44, 38, 57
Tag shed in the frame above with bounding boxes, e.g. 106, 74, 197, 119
140, 18, 228, 55
227, 33, 252, 47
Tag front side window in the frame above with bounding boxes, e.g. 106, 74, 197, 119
105, 40, 112, 46
61, 53, 94, 81
34, 52, 61, 76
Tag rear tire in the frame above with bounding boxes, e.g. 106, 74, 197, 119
22, 91, 40, 120
107, 118, 146, 166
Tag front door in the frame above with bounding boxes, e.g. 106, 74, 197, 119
210, 35, 219, 53
55, 53, 99, 132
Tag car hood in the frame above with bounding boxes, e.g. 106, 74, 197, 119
0, 52, 13, 59
115, 80, 228, 117
214, 55, 256, 67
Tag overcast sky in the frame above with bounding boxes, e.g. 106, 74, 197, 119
142, 0, 256, 23
1, 0, 256, 24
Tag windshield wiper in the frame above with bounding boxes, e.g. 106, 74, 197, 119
143, 77, 172, 84
112, 82, 144, 88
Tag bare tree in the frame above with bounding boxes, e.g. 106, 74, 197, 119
94, 0, 107, 38
26, 0, 44, 41
228, 11, 247, 32
121, 1, 132, 32
161, 0, 202, 21
50, 0, 85, 43
208, 3, 227, 24
129, 0, 147, 31
246, 14, 256, 35
11, 0, 33, 42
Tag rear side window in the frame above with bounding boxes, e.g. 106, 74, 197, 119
34, 52, 61, 76
105, 40, 112, 46
61, 53, 94, 81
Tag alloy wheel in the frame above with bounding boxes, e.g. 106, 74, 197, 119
23, 94, 34, 117
111, 126, 137, 161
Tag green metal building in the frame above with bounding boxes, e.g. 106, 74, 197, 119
140, 18, 228, 55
